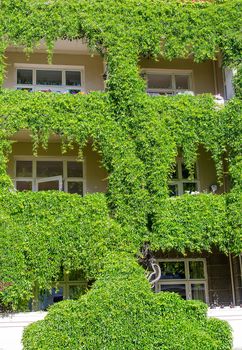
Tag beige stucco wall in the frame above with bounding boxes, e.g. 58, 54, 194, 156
4, 51, 105, 92
7, 139, 108, 194
7, 135, 220, 196
140, 58, 224, 96
4, 50, 225, 96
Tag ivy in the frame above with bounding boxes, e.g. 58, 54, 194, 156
0, 192, 130, 309
22, 253, 232, 350
151, 193, 242, 254
0, 0, 240, 329
0, 91, 241, 310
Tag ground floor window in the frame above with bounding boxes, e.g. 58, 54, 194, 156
155, 259, 208, 303
14, 156, 85, 195
37, 270, 88, 310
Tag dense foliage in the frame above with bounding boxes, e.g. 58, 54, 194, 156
151, 193, 241, 253
22, 254, 232, 350
0, 192, 125, 309
0, 190, 240, 311
0, 0, 241, 348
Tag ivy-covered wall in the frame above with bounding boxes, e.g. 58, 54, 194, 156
0, 0, 241, 312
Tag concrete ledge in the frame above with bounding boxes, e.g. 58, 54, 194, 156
0, 309, 241, 350
0, 312, 47, 350
208, 307, 242, 350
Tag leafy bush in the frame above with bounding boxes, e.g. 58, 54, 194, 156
22, 254, 232, 350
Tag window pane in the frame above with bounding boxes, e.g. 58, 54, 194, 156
147, 74, 172, 89
168, 184, 178, 197
159, 262, 185, 279
67, 161, 83, 177
17, 87, 32, 92
36, 70, 62, 85
16, 161, 32, 177
69, 285, 86, 300
68, 270, 84, 281
17, 69, 33, 85
183, 182, 197, 194
189, 261, 205, 279
69, 89, 81, 94
66, 71, 81, 86
67, 181, 83, 195
39, 287, 64, 310
171, 163, 179, 179
159, 284, 186, 299
38, 180, 60, 191
175, 75, 189, 90
37, 161, 63, 177
191, 283, 206, 302
181, 163, 190, 179
57, 268, 64, 281
148, 91, 173, 96
16, 181, 32, 191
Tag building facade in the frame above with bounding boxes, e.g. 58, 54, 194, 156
1, 39, 241, 310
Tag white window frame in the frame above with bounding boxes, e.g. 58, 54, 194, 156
169, 157, 200, 196
51, 270, 88, 301
36, 270, 88, 310
36, 175, 63, 191
142, 68, 194, 96
15, 63, 85, 93
14, 156, 86, 195
155, 258, 209, 303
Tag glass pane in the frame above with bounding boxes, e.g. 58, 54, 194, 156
171, 163, 178, 179
17, 87, 33, 92
57, 268, 64, 281
69, 89, 81, 94
191, 283, 206, 302
66, 71, 81, 86
159, 284, 186, 299
181, 163, 190, 179
158, 92, 174, 95
181, 163, 197, 179
36, 70, 62, 85
189, 261, 205, 279
38, 181, 60, 191
183, 182, 197, 194
69, 285, 86, 300
147, 74, 172, 89
168, 184, 178, 197
39, 287, 64, 310
16, 181, 32, 191
37, 161, 63, 177
175, 75, 189, 90
67, 161, 83, 177
148, 92, 173, 96
16, 161, 32, 177
159, 262, 185, 279
67, 182, 83, 195
17, 69, 33, 85
68, 270, 84, 281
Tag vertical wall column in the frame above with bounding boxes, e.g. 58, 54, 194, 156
232, 255, 242, 305
223, 67, 235, 100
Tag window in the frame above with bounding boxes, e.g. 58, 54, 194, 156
143, 69, 193, 96
15, 64, 84, 93
168, 158, 199, 196
155, 259, 208, 303
14, 157, 84, 195
38, 270, 87, 310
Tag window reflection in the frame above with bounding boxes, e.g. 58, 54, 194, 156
159, 262, 185, 279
